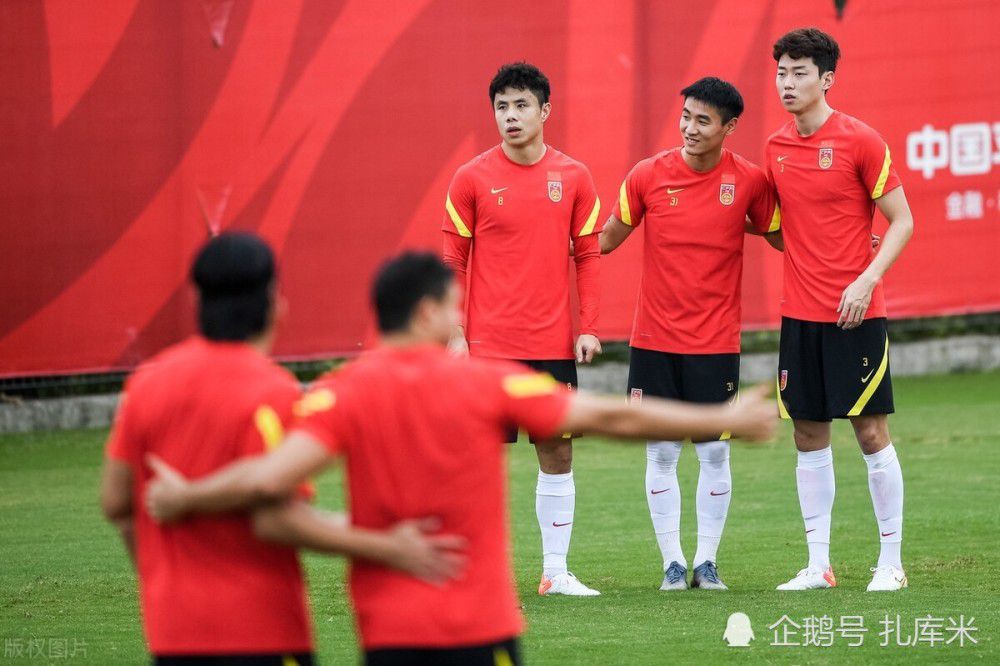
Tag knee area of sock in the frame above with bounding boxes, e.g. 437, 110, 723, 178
646, 441, 682, 466
536, 470, 575, 496
695, 440, 729, 467
863, 443, 897, 471
797, 446, 833, 470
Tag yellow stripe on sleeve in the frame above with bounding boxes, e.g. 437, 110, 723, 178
445, 194, 472, 238
502, 372, 558, 398
618, 181, 632, 226
293, 388, 336, 418
847, 336, 890, 416
577, 197, 601, 237
768, 202, 782, 232
871, 145, 892, 199
254, 406, 285, 451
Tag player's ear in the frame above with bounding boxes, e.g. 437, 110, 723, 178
541, 102, 551, 122
725, 116, 739, 136
821, 70, 835, 92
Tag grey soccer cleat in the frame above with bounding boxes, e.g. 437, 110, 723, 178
691, 561, 728, 590
660, 561, 689, 591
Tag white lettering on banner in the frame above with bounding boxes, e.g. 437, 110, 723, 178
906, 122, 1000, 179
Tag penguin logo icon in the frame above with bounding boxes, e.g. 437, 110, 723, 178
723, 612, 755, 647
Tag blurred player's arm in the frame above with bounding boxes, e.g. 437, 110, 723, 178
599, 216, 633, 254
252, 500, 465, 583
560, 384, 776, 443
99, 458, 136, 566
147, 431, 331, 517
147, 434, 467, 582
838, 186, 914, 329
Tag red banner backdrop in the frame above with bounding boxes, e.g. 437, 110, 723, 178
1, 1, 998, 377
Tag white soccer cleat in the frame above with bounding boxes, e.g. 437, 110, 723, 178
538, 571, 601, 596
776, 566, 837, 590
866, 565, 908, 592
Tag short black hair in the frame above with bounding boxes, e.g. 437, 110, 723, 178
773, 27, 841, 75
191, 232, 275, 341
372, 252, 454, 333
489, 62, 550, 106
679, 77, 744, 124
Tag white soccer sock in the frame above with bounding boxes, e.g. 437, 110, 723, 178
863, 443, 904, 569
536, 470, 575, 578
796, 446, 835, 570
693, 440, 731, 567
646, 441, 685, 570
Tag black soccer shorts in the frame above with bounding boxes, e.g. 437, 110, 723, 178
777, 316, 894, 422
365, 636, 520, 666
627, 347, 739, 442
154, 653, 314, 665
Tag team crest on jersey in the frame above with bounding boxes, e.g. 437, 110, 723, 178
779, 370, 788, 392
548, 180, 563, 202
630, 388, 643, 404
719, 183, 735, 206
818, 146, 834, 169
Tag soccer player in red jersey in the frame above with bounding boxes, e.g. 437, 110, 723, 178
441, 62, 603, 595
100, 233, 465, 665
765, 28, 914, 592
600, 78, 781, 592
145, 251, 778, 666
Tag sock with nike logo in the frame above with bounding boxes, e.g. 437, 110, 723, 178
797, 446, 835, 570
693, 440, 731, 567
537, 470, 575, 578
863, 443, 903, 569
646, 441, 685, 569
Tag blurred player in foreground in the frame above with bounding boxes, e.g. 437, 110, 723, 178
601, 77, 782, 592
442, 62, 603, 595
100, 233, 464, 665
766, 28, 914, 592
146, 251, 777, 666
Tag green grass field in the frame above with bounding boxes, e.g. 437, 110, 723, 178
2, 371, 998, 664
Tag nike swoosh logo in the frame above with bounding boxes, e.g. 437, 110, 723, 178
776, 155, 789, 162
490, 187, 507, 194
862, 369, 876, 383
806, 528, 816, 534
552, 521, 572, 527
650, 488, 671, 495
881, 531, 897, 537
710, 489, 731, 496
666, 187, 684, 194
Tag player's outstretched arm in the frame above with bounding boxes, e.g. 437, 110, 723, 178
560, 384, 777, 443
251, 501, 467, 584
837, 187, 914, 329
145, 431, 332, 522
599, 216, 633, 254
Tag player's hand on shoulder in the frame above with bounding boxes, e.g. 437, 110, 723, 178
837, 273, 877, 330
385, 517, 468, 585
145, 454, 191, 523
725, 384, 777, 443
575, 334, 602, 364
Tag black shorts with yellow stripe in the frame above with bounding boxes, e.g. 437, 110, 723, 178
504, 359, 577, 443
154, 653, 313, 665
365, 636, 520, 666
627, 347, 740, 442
777, 316, 894, 422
